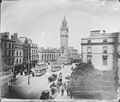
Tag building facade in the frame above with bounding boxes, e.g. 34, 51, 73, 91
81, 30, 119, 71
1, 32, 15, 75
68, 47, 79, 60
0, 32, 15, 97
71, 30, 120, 100
30, 43, 39, 67
11, 33, 23, 73
22, 37, 38, 71
38, 47, 61, 62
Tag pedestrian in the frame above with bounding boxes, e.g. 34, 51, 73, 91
70, 89, 73, 99
57, 85, 60, 93
51, 88, 55, 95
28, 75, 30, 85
8, 79, 13, 94
61, 86, 64, 96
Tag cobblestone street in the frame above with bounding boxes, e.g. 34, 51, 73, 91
5, 65, 72, 99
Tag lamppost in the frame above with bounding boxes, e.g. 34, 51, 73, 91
0, 0, 2, 32
28, 44, 31, 85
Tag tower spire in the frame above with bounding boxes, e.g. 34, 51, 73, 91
64, 16, 66, 20
62, 16, 67, 27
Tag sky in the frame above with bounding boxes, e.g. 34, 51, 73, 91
1, 0, 120, 53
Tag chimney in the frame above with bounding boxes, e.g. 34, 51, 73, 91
103, 30, 106, 34
14, 33, 18, 39
11, 35, 13, 40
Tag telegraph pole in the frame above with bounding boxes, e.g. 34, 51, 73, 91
0, 2, 1, 34
0, 0, 2, 98
0, 0, 2, 75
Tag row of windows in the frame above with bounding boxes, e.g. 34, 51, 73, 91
30, 44, 37, 48
24, 57, 38, 61
4, 58, 14, 65
2, 42, 14, 49
31, 50, 38, 54
16, 58, 22, 64
3, 50, 14, 57
87, 46, 107, 54
87, 39, 107, 43
16, 51, 22, 57
87, 56, 107, 65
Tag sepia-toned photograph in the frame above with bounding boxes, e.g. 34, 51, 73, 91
0, 0, 120, 102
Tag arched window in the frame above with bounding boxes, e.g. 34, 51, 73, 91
20, 52, 21, 56
20, 59, 21, 63
16, 51, 18, 56
16, 59, 18, 64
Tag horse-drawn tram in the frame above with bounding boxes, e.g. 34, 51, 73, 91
31, 64, 48, 76
50, 62, 61, 72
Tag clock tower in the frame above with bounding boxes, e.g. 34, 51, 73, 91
60, 16, 69, 57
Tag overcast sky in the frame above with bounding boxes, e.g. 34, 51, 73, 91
1, 0, 120, 52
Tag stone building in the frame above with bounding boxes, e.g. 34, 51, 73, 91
11, 33, 23, 73
68, 46, 80, 60
38, 47, 61, 62
70, 30, 120, 100
30, 42, 39, 67
19, 37, 38, 71
0, 32, 15, 97
81, 30, 119, 71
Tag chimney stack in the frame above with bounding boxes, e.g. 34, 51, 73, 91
14, 33, 18, 39
103, 30, 106, 34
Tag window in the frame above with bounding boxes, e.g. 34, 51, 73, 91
20, 59, 21, 63
87, 55, 92, 63
9, 50, 11, 56
12, 51, 14, 56
87, 46, 92, 54
16, 59, 18, 64
4, 42, 7, 48
103, 39, 107, 43
12, 44, 14, 48
9, 43, 11, 48
103, 58, 107, 65
16, 51, 18, 56
20, 52, 21, 56
103, 46, 107, 53
88, 40, 91, 43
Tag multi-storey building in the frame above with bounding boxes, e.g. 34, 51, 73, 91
70, 30, 120, 100
68, 47, 79, 60
11, 33, 23, 73
0, 32, 15, 97
30, 43, 38, 67
38, 47, 61, 62
19, 37, 38, 71
81, 30, 120, 71
1, 32, 15, 75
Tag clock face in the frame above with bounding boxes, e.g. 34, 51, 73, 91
61, 30, 67, 35
62, 21, 67, 27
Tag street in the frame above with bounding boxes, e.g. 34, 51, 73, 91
7, 65, 72, 99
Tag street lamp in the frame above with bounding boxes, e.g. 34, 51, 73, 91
0, 0, 2, 32
28, 44, 31, 85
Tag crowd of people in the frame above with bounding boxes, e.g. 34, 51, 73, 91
49, 72, 72, 99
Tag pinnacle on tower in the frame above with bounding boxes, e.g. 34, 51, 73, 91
62, 16, 67, 27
